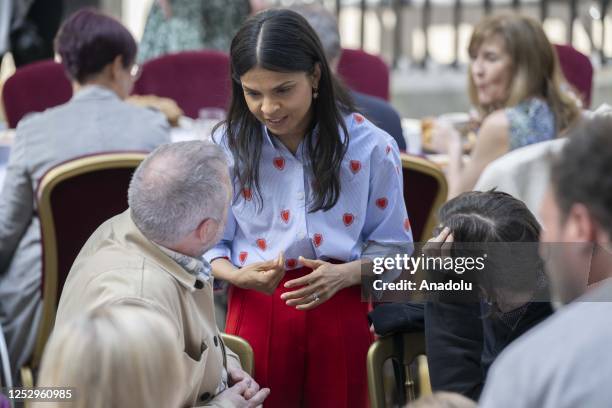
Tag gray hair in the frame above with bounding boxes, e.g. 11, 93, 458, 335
128, 141, 229, 246
291, 3, 341, 62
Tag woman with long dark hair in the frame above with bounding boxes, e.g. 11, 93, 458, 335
204, 9, 413, 407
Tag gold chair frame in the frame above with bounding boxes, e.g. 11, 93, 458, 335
401, 154, 448, 241
21, 153, 146, 388
367, 332, 428, 408
221, 333, 254, 376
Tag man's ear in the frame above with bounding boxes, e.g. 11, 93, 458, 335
195, 218, 219, 246
564, 203, 597, 243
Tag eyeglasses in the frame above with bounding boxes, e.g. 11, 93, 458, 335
130, 64, 141, 80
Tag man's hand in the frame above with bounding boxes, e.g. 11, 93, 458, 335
213, 380, 270, 408
232, 253, 285, 295
227, 358, 261, 399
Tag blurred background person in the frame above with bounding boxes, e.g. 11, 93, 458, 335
2, 0, 63, 67
138, 0, 267, 63
425, 191, 552, 399
291, 2, 406, 151
0, 8, 170, 382
480, 115, 612, 408
431, 13, 580, 198
35, 304, 185, 408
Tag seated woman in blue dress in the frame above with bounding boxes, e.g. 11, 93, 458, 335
432, 13, 581, 199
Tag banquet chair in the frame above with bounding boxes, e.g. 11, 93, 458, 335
401, 154, 448, 242
221, 333, 254, 376
367, 332, 429, 408
554, 43, 593, 108
20, 152, 147, 387
337, 48, 390, 101
1, 60, 72, 129
133, 50, 231, 119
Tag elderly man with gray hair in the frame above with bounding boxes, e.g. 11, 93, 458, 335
55, 141, 275, 408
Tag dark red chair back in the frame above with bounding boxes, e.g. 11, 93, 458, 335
33, 153, 146, 369
133, 50, 231, 118
554, 44, 593, 108
337, 48, 390, 101
2, 60, 72, 128
401, 155, 448, 242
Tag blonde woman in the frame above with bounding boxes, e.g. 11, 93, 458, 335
432, 13, 580, 198
34, 304, 184, 408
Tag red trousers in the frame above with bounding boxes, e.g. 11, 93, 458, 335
226, 266, 373, 408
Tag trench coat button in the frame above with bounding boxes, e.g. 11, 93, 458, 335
214, 335, 219, 347
195, 280, 204, 289
199, 392, 211, 402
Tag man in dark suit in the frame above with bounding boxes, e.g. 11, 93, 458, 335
293, 3, 406, 151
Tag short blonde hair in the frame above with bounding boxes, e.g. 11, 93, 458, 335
468, 13, 580, 132
35, 304, 184, 408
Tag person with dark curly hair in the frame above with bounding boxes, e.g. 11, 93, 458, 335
425, 191, 553, 400
0, 9, 169, 383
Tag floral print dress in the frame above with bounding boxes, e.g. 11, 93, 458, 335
137, 0, 251, 63
505, 98, 556, 151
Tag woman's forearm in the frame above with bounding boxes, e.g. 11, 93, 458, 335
340, 259, 368, 288
211, 258, 239, 282
447, 139, 465, 199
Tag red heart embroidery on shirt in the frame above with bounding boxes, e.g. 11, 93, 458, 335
343, 213, 354, 226
376, 197, 388, 209
281, 209, 290, 223
404, 218, 411, 231
386, 145, 391, 155
312, 233, 323, 248
239, 251, 248, 265
242, 188, 252, 201
354, 113, 364, 124
350, 160, 361, 174
273, 157, 285, 170
256, 239, 267, 251
286, 258, 298, 269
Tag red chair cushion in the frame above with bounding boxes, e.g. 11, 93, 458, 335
402, 165, 440, 242
554, 44, 593, 108
337, 48, 390, 101
2, 60, 72, 128
132, 50, 231, 118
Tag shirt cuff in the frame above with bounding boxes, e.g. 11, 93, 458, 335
203, 246, 232, 264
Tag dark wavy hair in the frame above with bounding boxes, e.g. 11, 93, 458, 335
220, 8, 355, 212
437, 191, 544, 307
54, 8, 137, 84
